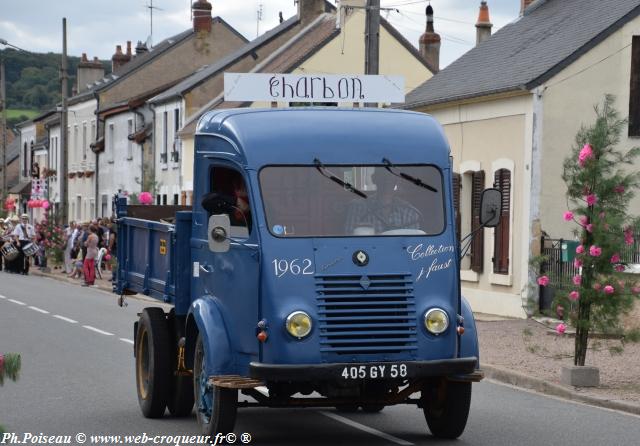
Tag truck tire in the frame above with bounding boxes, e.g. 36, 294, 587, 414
135, 308, 171, 418
167, 311, 194, 417
421, 380, 472, 439
362, 405, 385, 413
194, 334, 237, 434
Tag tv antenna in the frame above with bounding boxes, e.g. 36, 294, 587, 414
145, 0, 164, 48
256, 3, 263, 37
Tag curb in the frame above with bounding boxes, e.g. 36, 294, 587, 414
29, 270, 165, 305
483, 364, 640, 416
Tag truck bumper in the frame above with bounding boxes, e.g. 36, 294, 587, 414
249, 357, 479, 382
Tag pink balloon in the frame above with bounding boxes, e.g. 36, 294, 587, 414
42, 200, 50, 209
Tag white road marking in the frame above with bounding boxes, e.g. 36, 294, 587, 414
119, 338, 134, 345
8, 299, 26, 306
83, 325, 114, 336
320, 411, 413, 445
28, 306, 50, 314
0, 294, 6, 299
53, 315, 78, 324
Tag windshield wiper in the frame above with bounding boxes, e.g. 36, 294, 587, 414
313, 159, 367, 199
382, 158, 438, 193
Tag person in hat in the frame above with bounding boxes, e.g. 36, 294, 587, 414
2, 216, 19, 273
12, 213, 36, 275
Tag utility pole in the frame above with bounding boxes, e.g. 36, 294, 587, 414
60, 18, 69, 225
364, 0, 380, 107
1, 57, 7, 207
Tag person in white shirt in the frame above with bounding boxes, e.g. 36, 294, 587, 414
64, 221, 78, 274
12, 214, 36, 275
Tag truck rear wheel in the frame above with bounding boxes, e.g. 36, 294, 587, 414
421, 380, 471, 439
193, 334, 237, 434
167, 311, 194, 417
135, 308, 171, 418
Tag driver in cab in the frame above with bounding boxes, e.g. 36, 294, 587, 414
345, 169, 422, 235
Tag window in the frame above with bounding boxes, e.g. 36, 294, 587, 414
101, 194, 108, 217
74, 125, 78, 160
629, 36, 640, 136
23, 142, 28, 177
161, 111, 168, 164
203, 167, 252, 237
108, 123, 115, 163
172, 108, 180, 163
452, 173, 461, 242
127, 119, 134, 160
470, 171, 485, 273
76, 196, 82, 221
162, 194, 167, 205
259, 165, 444, 237
82, 122, 87, 160
493, 169, 511, 275
91, 120, 96, 146
173, 194, 179, 205
156, 194, 161, 205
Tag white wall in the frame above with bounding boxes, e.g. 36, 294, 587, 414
100, 112, 143, 217
154, 99, 184, 205
68, 98, 97, 222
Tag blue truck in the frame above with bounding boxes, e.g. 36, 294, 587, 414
114, 107, 502, 439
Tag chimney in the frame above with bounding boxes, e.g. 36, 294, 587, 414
126, 40, 132, 58
297, 0, 325, 25
135, 40, 149, 55
520, 0, 535, 15
111, 45, 128, 73
475, 1, 493, 45
192, 0, 212, 33
419, 5, 440, 73
77, 53, 105, 93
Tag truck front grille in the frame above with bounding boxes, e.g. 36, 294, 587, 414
315, 273, 417, 355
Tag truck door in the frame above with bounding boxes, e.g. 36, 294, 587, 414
195, 165, 260, 360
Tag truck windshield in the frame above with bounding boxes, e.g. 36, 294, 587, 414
259, 165, 445, 237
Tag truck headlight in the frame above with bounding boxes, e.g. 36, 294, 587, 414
285, 311, 312, 339
424, 308, 449, 335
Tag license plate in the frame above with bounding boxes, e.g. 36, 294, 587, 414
341, 363, 408, 380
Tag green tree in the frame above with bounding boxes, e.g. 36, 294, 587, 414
553, 95, 640, 366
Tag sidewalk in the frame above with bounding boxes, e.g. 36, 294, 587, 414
25, 269, 640, 416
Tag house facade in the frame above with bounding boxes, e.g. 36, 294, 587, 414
157, 0, 434, 204
404, 0, 640, 317
62, 0, 246, 221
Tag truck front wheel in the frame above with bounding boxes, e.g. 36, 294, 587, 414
135, 308, 171, 418
193, 334, 237, 434
421, 380, 472, 439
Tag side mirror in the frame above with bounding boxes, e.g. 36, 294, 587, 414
201, 192, 234, 215
480, 188, 502, 228
208, 215, 230, 253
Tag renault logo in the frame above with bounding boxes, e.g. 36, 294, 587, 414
353, 250, 369, 267
360, 276, 371, 289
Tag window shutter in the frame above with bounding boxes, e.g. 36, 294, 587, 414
452, 173, 461, 242
629, 36, 640, 137
471, 170, 485, 273
493, 169, 511, 274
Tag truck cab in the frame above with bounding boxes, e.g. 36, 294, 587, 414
116, 108, 500, 439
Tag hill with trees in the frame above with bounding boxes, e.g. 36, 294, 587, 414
1, 48, 111, 127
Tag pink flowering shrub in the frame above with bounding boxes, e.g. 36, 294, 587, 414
554, 95, 640, 366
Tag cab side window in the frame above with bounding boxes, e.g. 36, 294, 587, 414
205, 167, 252, 238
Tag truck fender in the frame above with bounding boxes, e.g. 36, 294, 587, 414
459, 296, 480, 365
185, 296, 234, 375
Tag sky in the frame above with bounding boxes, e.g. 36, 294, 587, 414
0, 0, 521, 69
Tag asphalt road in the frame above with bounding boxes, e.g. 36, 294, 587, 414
2, 272, 640, 446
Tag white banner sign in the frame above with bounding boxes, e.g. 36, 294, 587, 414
224, 73, 405, 104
